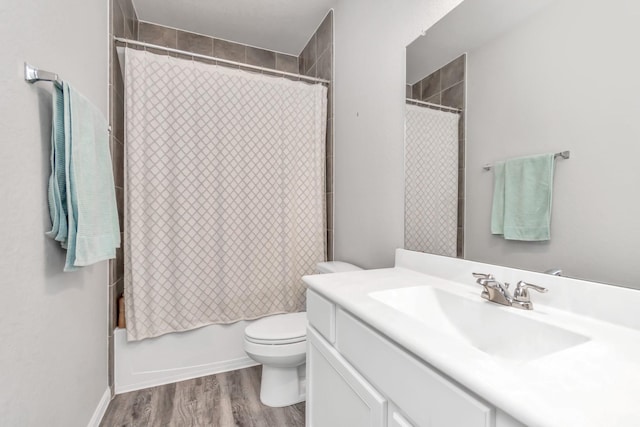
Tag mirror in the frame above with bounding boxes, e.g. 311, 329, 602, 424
405, 0, 640, 289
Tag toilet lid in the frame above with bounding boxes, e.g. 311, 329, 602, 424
245, 312, 307, 344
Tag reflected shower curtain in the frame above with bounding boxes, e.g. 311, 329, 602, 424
405, 105, 459, 257
124, 48, 327, 341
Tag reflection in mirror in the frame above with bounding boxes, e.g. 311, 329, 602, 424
405, 0, 640, 289
405, 56, 465, 258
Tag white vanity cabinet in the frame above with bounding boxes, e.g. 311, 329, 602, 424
307, 327, 386, 427
306, 290, 525, 427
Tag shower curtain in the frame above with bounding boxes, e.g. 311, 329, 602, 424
405, 105, 459, 257
123, 48, 327, 341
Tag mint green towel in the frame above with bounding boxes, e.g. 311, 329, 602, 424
491, 153, 555, 241
46, 83, 120, 271
490, 161, 506, 235
46, 83, 69, 245
64, 83, 121, 271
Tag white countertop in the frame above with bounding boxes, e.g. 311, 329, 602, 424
304, 265, 640, 427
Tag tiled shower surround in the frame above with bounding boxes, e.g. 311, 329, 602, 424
300, 12, 334, 261
407, 54, 466, 258
108, 0, 136, 394
108, 1, 334, 391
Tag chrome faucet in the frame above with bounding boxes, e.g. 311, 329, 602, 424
472, 272, 512, 306
472, 273, 548, 310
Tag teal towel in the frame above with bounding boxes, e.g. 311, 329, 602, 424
63, 83, 121, 271
490, 161, 506, 235
491, 153, 555, 241
46, 83, 69, 245
46, 83, 120, 271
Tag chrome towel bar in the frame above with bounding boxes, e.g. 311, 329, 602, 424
483, 151, 570, 171
24, 62, 61, 85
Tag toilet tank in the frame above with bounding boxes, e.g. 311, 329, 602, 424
316, 261, 362, 274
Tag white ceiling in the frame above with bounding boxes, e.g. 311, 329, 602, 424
132, 0, 335, 55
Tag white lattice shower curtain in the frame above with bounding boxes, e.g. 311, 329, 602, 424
405, 105, 459, 257
123, 48, 327, 341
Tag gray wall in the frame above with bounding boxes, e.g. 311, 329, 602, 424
332, 0, 463, 268
0, 0, 108, 425
465, 0, 640, 288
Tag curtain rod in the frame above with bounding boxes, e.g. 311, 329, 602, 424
113, 37, 330, 85
482, 151, 570, 171
406, 97, 462, 113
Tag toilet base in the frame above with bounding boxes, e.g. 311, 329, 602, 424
259, 363, 306, 407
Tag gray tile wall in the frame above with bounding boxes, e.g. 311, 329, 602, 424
409, 54, 466, 258
300, 11, 334, 261
136, 22, 299, 75
108, 0, 137, 395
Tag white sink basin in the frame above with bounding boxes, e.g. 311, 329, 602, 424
369, 286, 589, 362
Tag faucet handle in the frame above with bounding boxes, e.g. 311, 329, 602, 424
544, 268, 563, 276
476, 278, 496, 287
472, 272, 494, 280
513, 281, 548, 302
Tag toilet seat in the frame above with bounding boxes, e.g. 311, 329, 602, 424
244, 312, 307, 345
244, 338, 306, 360
245, 335, 306, 345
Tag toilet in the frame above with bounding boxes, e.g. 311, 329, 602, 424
243, 261, 362, 407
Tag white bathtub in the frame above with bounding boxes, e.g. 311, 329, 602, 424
114, 321, 258, 393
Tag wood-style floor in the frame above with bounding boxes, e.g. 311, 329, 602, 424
99, 366, 305, 427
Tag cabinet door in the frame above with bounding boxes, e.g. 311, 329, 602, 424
307, 326, 386, 427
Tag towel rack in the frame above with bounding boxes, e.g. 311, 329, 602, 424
24, 62, 62, 85
24, 62, 112, 134
482, 151, 570, 171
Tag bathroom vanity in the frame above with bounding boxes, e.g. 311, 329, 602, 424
303, 249, 640, 427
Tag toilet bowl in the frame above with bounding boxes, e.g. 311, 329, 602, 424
244, 312, 307, 407
243, 261, 362, 407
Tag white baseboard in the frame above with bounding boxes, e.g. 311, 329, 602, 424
116, 356, 258, 394
87, 387, 111, 427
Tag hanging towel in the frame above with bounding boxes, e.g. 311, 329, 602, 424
490, 161, 506, 235
46, 83, 120, 271
63, 83, 120, 271
491, 153, 555, 241
46, 83, 69, 245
